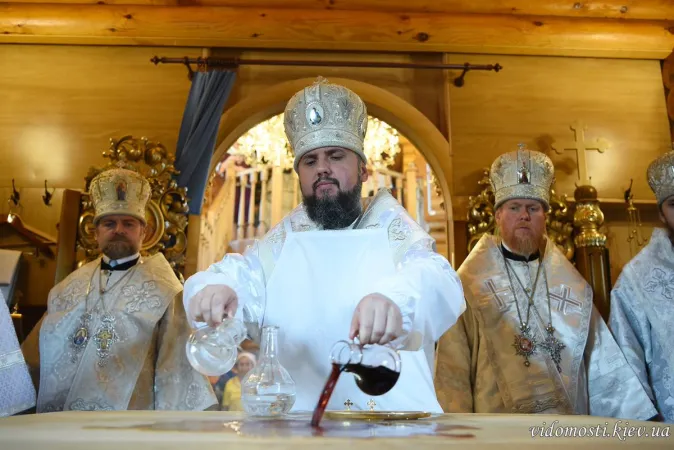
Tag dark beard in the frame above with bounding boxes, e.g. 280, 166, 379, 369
303, 181, 363, 230
102, 237, 138, 260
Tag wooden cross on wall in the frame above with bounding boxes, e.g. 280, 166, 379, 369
551, 120, 610, 186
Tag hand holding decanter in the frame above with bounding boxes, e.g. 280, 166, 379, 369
330, 339, 402, 396
186, 298, 263, 376
185, 317, 248, 376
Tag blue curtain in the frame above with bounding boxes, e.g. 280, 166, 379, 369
175, 70, 237, 214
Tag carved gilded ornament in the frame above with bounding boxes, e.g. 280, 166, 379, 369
572, 185, 607, 249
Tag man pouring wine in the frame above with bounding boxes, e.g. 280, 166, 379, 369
183, 78, 465, 413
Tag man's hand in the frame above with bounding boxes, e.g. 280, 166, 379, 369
188, 285, 238, 327
349, 294, 403, 345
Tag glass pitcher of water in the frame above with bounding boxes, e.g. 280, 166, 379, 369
185, 317, 247, 376
185, 300, 263, 377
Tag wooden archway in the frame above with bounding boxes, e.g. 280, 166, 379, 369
208, 77, 456, 265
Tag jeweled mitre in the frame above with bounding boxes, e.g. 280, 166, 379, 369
647, 150, 674, 206
490, 146, 555, 209
89, 168, 151, 224
284, 78, 368, 171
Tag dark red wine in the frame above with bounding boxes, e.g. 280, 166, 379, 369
343, 363, 400, 396
310, 363, 401, 427
311, 364, 343, 427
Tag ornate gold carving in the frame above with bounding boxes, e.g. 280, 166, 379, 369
428, 169, 445, 211
467, 169, 495, 253
467, 168, 574, 260
202, 171, 217, 210
573, 185, 607, 248
76, 136, 189, 279
547, 188, 574, 260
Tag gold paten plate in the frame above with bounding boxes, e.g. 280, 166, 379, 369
324, 411, 432, 421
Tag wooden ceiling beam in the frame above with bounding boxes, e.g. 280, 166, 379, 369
1, 4, 673, 59
183, 0, 674, 21
6, 0, 674, 21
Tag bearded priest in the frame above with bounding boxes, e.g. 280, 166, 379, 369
183, 78, 466, 413
435, 146, 656, 420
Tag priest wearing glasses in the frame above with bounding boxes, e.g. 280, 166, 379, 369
435, 146, 655, 420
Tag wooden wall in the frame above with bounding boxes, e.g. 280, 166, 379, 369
0, 44, 670, 294
0, 44, 193, 237
447, 53, 671, 202
446, 53, 670, 278
217, 49, 450, 137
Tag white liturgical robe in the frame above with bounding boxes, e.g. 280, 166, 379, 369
435, 234, 656, 420
184, 189, 465, 413
22, 253, 217, 412
0, 291, 36, 416
610, 228, 674, 423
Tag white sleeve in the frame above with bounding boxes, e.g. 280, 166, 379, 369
183, 241, 267, 328
371, 239, 466, 349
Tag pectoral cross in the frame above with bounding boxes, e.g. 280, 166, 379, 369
344, 399, 353, 411
367, 399, 376, 411
94, 314, 118, 365
551, 120, 610, 186
96, 328, 114, 351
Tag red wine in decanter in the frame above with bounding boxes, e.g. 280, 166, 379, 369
310, 363, 401, 427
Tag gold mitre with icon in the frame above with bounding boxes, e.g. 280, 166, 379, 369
490, 145, 555, 210
647, 150, 674, 206
284, 77, 368, 171
89, 167, 151, 224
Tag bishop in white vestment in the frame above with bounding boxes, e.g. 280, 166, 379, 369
610, 151, 674, 423
22, 168, 217, 412
435, 147, 656, 420
184, 79, 465, 413
0, 290, 36, 416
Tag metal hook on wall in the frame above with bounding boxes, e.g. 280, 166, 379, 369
10, 179, 20, 206
43, 179, 55, 206
624, 178, 647, 250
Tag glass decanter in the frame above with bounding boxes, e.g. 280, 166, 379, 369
185, 297, 264, 377
329, 339, 402, 396
186, 317, 247, 376
241, 326, 296, 416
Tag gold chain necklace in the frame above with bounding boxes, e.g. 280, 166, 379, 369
70, 258, 142, 366
503, 252, 542, 368
503, 253, 566, 372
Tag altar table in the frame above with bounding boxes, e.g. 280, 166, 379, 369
0, 411, 671, 449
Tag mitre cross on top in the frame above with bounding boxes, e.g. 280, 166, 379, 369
551, 120, 610, 186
